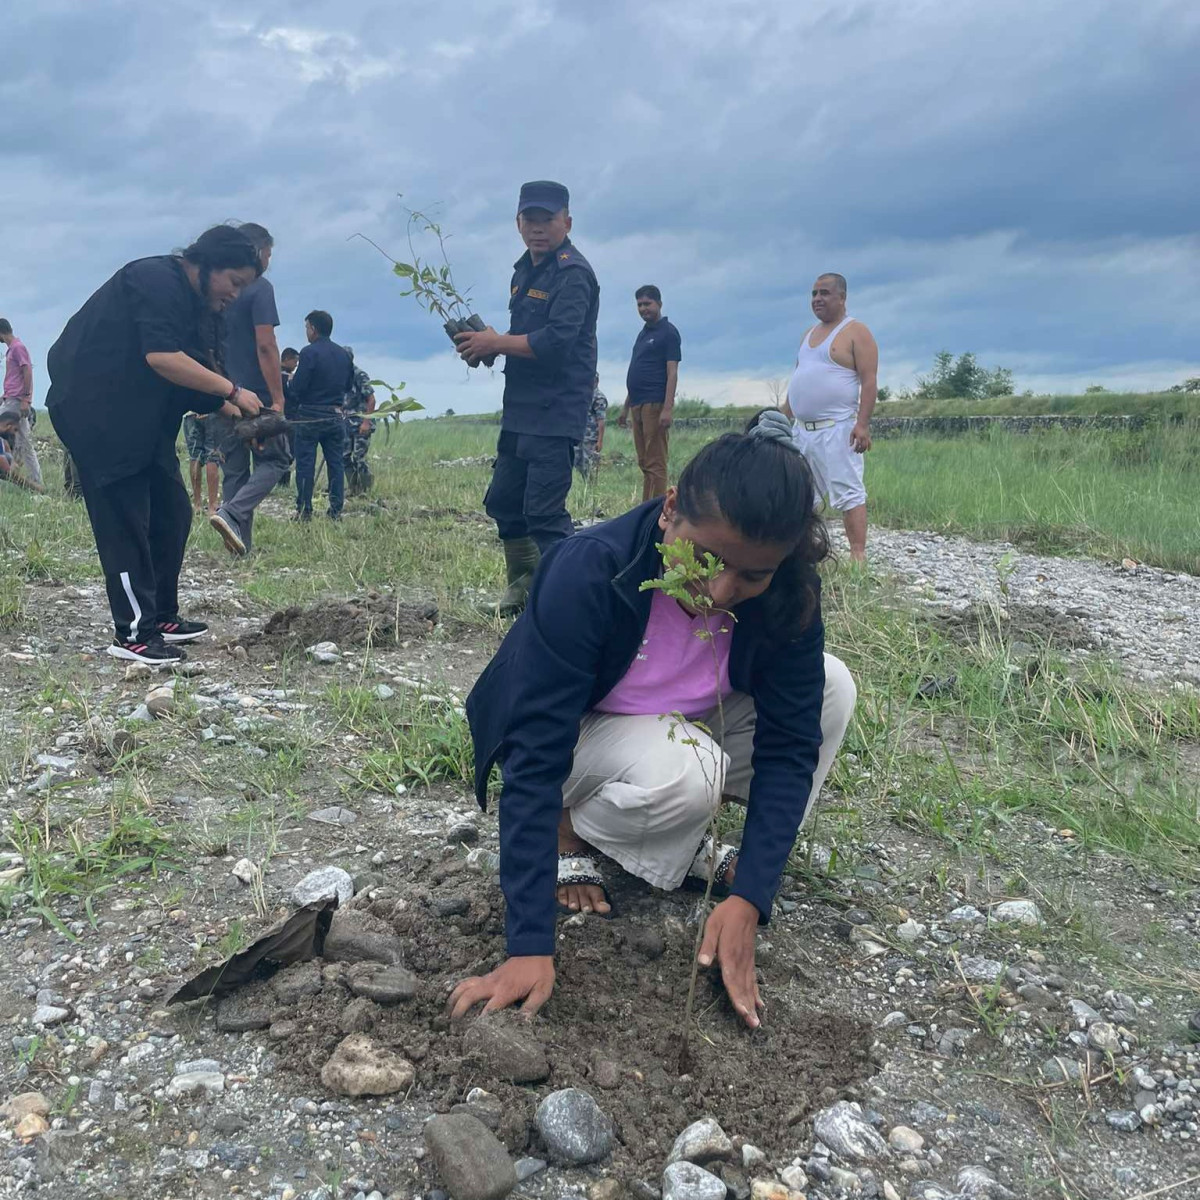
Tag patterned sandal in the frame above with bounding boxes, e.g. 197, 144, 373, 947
684, 835, 739, 897
556, 851, 616, 917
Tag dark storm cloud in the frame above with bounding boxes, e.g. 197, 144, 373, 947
2, 0, 1196, 413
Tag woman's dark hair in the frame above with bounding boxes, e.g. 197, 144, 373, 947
180, 225, 262, 300
673, 409, 829, 636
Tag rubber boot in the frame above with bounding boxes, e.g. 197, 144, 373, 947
485, 537, 541, 619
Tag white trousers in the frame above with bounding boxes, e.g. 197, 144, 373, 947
562, 653, 856, 890
792, 417, 865, 512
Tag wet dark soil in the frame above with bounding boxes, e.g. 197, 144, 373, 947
253, 863, 875, 1173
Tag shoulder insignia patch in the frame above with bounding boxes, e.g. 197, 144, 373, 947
559, 251, 571, 261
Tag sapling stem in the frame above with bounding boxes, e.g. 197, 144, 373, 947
641, 539, 736, 1072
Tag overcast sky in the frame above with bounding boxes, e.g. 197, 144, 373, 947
3, 0, 1197, 415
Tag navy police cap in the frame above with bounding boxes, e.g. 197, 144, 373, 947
517, 180, 570, 215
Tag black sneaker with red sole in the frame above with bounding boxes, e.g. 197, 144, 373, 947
157, 617, 209, 643
106, 636, 187, 664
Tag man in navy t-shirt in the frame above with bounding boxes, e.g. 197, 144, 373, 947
619, 285, 681, 501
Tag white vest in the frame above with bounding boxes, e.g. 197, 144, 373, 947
787, 316, 859, 422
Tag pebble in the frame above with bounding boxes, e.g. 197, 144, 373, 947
887, 1125, 924, 1152
339, 996, 379, 1034
374, 684, 395, 699
991, 899, 1043, 926
320, 1034, 416, 1096
165, 1071, 225, 1100
322, 918, 404, 964
306, 641, 341, 663
946, 905, 984, 923
812, 1101, 889, 1162
662, 1162, 727, 1200
1067, 999, 1100, 1027
741, 1143, 767, 1170
956, 1165, 1016, 1198
959, 956, 1004, 983
463, 1017, 550, 1083
349, 964, 419, 1004
1087, 1021, 1122, 1054
589, 1180, 627, 1200
231, 857, 257, 884
1106, 1110, 1141, 1132
883, 1184, 901, 1200
534, 1088, 614, 1165
15, 1112, 49, 1140
828, 1166, 862, 1191
215, 991, 272, 1032
292, 866, 356, 909
749, 1183, 789, 1200
32, 1005, 70, 1026
780, 1164, 808, 1190
2, 1092, 50, 1122
1041, 1057, 1082, 1083
667, 1116, 734, 1165
514, 1157, 547, 1181
423, 1112, 517, 1200
307, 806, 359, 827
895, 918, 926, 943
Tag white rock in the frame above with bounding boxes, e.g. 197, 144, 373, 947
662, 1162, 727, 1200
780, 1165, 808, 1190
291, 866, 354, 908
306, 641, 341, 663
374, 684, 395, 700
165, 1071, 225, 1100
741, 1143, 767, 1170
307, 805, 358, 826
959, 956, 1005, 983
946, 905, 985, 924
812, 1101, 889, 1163
895, 919, 926, 943
887, 1125, 925, 1153
1087, 1021, 1121, 1054
667, 1116, 734, 1165
991, 899, 1043, 926
231, 858, 256, 884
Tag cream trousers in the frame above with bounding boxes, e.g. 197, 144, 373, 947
562, 653, 856, 890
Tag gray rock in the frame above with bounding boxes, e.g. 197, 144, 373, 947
1041, 1057, 1082, 1083
231, 857, 257, 884
881, 1011, 909, 1029
812, 1101, 889, 1163
307, 805, 358, 826
956, 1165, 1016, 1198
216, 991, 272, 1032
175, 1058, 222, 1075
339, 996, 379, 1034
292, 866, 354, 907
887, 1126, 924, 1153
666, 1117, 734, 1165
780, 1165, 808, 1191
320, 1034, 416, 1096
1106, 1110, 1141, 1133
1067, 999, 1100, 1027
514, 1158, 547, 1181
463, 1016, 550, 1083
895, 919, 926, 943
273, 961, 323, 1004
662, 1162, 726, 1200
991, 899, 1043, 926
433, 895, 471, 917
534, 1088, 614, 1165
423, 1113, 517, 1200
349, 964, 419, 1004
31, 1005, 70, 1026
946, 905, 984, 924
166, 1071, 225, 1100
1139, 1102, 1164, 1126
306, 641, 341, 663
374, 684, 395, 700
1088, 1022, 1121, 1054
908, 1184, 953, 1200
959, 957, 1004, 983
741, 1144, 766, 1170
1017, 983, 1056, 1007
935, 1027, 973, 1057
828, 1166, 863, 1191
714, 1163, 750, 1200
129, 704, 154, 723
322, 917, 404, 964
35, 1130, 84, 1180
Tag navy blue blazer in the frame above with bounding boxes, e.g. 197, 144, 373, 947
466, 501, 827, 957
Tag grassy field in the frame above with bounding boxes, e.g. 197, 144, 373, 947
875, 389, 1200, 418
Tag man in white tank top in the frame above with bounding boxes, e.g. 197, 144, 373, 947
782, 273, 879, 561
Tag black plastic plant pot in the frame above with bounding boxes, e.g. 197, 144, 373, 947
445, 315, 489, 368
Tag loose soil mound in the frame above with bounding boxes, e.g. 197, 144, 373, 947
243, 593, 439, 654
256, 863, 875, 1173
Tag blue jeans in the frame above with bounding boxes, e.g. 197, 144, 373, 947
293, 413, 346, 517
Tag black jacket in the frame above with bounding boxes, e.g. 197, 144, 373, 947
466, 501, 827, 957
501, 238, 599, 441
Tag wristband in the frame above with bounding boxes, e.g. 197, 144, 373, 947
225, 380, 239, 403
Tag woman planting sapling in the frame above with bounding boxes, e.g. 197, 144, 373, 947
453, 411, 856, 1027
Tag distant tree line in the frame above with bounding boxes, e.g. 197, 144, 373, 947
899, 351, 1015, 401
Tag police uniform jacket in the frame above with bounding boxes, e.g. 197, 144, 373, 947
501, 237, 599, 442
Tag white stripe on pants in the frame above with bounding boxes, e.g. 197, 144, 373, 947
562, 653, 856, 890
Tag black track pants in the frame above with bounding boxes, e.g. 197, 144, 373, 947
77, 461, 193, 642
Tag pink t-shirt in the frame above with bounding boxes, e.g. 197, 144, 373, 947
595, 588, 733, 719
3, 338, 32, 400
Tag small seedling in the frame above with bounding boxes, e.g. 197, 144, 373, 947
641, 538, 736, 1070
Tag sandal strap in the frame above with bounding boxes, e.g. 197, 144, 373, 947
558, 851, 605, 890
689, 835, 738, 886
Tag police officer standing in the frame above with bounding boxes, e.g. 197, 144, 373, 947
454, 181, 599, 617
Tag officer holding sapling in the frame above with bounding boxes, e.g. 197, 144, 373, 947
454, 180, 600, 618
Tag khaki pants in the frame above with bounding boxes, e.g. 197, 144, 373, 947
630, 402, 669, 501
563, 653, 856, 890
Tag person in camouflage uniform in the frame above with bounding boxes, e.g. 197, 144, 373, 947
341, 347, 377, 496
574, 375, 608, 479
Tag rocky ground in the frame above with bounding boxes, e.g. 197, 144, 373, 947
0, 526, 1198, 1200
